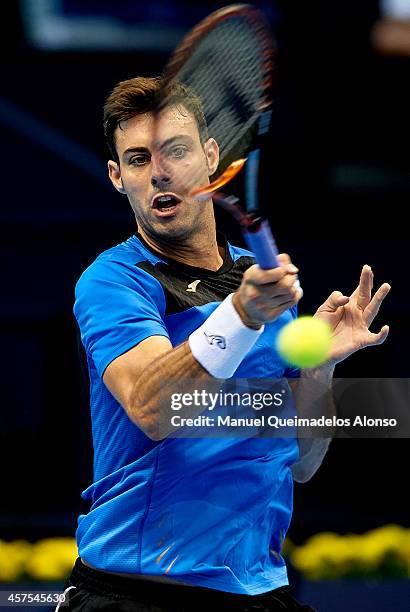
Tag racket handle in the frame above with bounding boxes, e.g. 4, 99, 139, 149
244, 221, 304, 297
243, 218, 279, 269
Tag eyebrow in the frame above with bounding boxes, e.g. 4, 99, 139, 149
122, 135, 195, 160
122, 146, 149, 161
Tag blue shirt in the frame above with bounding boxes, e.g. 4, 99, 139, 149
74, 233, 299, 595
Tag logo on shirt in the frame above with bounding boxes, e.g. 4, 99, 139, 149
203, 331, 226, 349
186, 280, 201, 292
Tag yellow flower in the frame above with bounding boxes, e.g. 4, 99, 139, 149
0, 540, 31, 582
290, 526, 410, 579
358, 525, 406, 566
25, 538, 77, 581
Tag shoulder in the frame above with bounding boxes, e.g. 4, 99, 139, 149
75, 235, 164, 294
74, 236, 168, 320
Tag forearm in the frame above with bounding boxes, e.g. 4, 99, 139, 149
291, 364, 335, 482
127, 293, 266, 439
128, 341, 220, 440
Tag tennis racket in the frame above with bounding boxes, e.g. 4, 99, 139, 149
160, 4, 287, 271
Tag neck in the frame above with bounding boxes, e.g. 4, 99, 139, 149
138, 226, 224, 272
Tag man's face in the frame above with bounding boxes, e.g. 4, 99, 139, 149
108, 105, 219, 241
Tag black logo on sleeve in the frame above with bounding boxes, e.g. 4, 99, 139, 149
203, 331, 226, 349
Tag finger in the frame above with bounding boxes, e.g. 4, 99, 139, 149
245, 263, 298, 287
293, 278, 304, 299
364, 283, 391, 326
256, 282, 301, 310
365, 325, 390, 347
355, 265, 373, 310
277, 254, 302, 297
277, 253, 292, 267
351, 264, 372, 296
263, 294, 299, 315
261, 272, 302, 300
249, 281, 296, 308
245, 264, 286, 286
321, 291, 350, 312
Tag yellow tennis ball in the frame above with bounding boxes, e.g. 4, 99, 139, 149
276, 316, 332, 369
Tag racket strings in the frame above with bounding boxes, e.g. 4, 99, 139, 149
166, 15, 269, 167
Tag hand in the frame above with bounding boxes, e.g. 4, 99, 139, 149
233, 254, 302, 329
314, 265, 391, 366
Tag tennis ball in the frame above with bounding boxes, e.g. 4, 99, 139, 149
276, 316, 332, 369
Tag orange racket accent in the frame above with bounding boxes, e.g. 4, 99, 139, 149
191, 158, 246, 200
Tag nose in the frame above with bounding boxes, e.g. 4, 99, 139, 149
151, 174, 171, 189
151, 154, 171, 189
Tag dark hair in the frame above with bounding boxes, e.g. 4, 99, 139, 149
103, 76, 208, 163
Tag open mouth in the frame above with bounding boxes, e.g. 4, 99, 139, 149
151, 193, 182, 217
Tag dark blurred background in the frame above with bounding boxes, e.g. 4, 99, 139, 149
1, 0, 408, 545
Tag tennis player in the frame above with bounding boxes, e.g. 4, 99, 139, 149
62, 77, 390, 611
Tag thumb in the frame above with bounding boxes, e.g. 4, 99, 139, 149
324, 291, 350, 311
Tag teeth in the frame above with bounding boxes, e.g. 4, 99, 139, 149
153, 194, 180, 211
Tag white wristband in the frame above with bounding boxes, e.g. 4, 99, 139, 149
188, 293, 264, 379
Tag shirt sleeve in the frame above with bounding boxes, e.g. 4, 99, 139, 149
283, 304, 300, 379
74, 259, 169, 378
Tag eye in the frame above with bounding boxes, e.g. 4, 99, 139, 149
130, 153, 150, 166
169, 145, 188, 159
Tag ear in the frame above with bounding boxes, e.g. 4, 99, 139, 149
108, 160, 126, 194
203, 138, 219, 176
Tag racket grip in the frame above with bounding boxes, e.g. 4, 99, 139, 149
244, 221, 304, 297
243, 219, 279, 269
